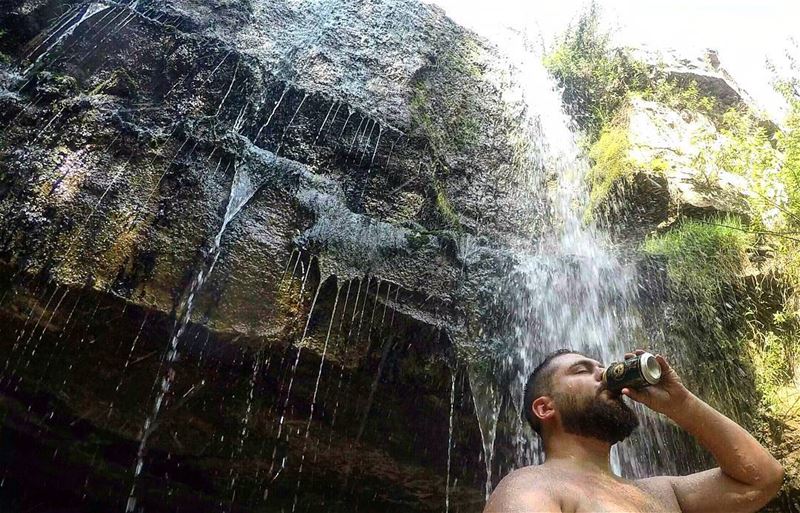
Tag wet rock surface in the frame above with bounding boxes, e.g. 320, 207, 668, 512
0, 0, 551, 510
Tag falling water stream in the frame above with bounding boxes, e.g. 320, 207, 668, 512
126, 163, 263, 512
465, 29, 679, 492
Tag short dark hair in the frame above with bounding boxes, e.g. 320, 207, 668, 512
523, 348, 578, 435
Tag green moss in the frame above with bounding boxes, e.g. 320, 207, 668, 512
405, 231, 431, 252
585, 125, 636, 213
91, 69, 139, 97
643, 216, 754, 303
434, 180, 460, 230
410, 42, 483, 157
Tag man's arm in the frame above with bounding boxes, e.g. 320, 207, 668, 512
483, 469, 562, 513
624, 351, 784, 513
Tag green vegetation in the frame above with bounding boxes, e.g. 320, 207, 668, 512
643, 217, 760, 422
715, 108, 778, 176
410, 41, 484, 232
775, 61, 800, 228
545, 2, 722, 221
639, 78, 716, 116
584, 121, 669, 219
544, 3, 718, 144
543, 2, 647, 141
748, 329, 799, 418
585, 125, 636, 212
643, 216, 754, 305
747, 46, 800, 418
410, 42, 483, 157
91, 69, 139, 97
433, 179, 461, 230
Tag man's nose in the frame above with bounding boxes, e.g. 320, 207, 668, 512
595, 366, 605, 381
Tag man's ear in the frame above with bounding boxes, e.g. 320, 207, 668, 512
532, 396, 555, 423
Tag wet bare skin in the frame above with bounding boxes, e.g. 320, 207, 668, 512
485, 352, 784, 513
487, 464, 681, 513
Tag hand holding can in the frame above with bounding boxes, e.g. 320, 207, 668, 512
602, 352, 662, 392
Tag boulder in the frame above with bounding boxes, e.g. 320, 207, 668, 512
593, 97, 754, 234
630, 48, 768, 121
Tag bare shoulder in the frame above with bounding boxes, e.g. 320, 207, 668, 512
484, 466, 563, 513
635, 475, 674, 494
499, 465, 562, 489
635, 475, 681, 508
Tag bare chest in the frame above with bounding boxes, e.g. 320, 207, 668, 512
560, 478, 680, 513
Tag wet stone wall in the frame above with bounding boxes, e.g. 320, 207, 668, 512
0, 0, 547, 510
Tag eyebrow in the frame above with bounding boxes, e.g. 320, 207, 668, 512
567, 359, 603, 371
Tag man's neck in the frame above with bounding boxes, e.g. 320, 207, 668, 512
543, 432, 614, 475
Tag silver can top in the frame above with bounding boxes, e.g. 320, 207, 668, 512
639, 352, 662, 385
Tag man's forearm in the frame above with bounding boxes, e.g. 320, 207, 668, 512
670, 392, 783, 487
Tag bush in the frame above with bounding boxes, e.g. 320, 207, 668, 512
543, 2, 648, 142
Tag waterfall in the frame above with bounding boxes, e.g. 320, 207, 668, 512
468, 30, 678, 489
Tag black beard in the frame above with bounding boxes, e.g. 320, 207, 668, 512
555, 390, 640, 444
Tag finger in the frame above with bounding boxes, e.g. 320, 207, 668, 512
656, 354, 672, 371
624, 352, 635, 360
634, 349, 645, 355
622, 386, 652, 405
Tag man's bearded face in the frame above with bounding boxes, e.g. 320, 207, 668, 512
553, 386, 640, 444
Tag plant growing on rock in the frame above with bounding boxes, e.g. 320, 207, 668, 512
640, 78, 716, 117
544, 2, 648, 142
643, 216, 755, 308
585, 124, 635, 213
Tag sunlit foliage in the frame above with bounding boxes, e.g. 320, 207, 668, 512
543, 2, 647, 142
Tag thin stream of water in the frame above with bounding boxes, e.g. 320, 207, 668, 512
126, 162, 263, 512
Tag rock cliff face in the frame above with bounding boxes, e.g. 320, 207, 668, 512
595, 96, 753, 235
0, 0, 552, 510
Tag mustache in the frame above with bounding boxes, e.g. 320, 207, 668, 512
598, 387, 622, 400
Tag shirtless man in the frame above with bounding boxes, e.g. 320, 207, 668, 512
484, 348, 784, 513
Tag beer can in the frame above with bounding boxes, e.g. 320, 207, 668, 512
602, 352, 662, 392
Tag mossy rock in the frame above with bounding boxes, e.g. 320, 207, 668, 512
586, 97, 753, 234
91, 69, 140, 98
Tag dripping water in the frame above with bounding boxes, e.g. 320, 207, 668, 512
125, 161, 263, 512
